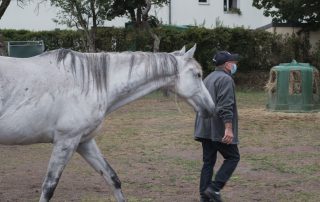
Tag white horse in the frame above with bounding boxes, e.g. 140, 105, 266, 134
0, 45, 215, 202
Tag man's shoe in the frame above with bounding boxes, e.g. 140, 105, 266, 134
204, 186, 223, 202
200, 196, 212, 202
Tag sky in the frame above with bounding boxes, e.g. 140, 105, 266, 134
0, 1, 64, 30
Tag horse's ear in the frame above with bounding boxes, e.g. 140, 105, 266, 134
180, 46, 186, 54
171, 45, 186, 56
184, 44, 197, 59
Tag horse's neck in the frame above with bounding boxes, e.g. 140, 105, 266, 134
105, 73, 175, 115
105, 53, 177, 114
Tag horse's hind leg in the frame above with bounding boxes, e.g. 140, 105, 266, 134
77, 138, 126, 202
39, 137, 81, 202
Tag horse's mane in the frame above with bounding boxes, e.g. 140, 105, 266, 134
40, 49, 179, 95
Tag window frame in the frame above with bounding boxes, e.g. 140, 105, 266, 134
289, 70, 302, 95
224, 0, 240, 13
198, 0, 210, 5
312, 70, 319, 95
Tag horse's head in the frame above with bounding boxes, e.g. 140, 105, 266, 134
169, 45, 215, 117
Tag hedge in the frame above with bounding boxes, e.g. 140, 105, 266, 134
1, 27, 319, 77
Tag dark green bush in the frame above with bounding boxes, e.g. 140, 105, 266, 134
1, 29, 85, 51
310, 41, 320, 70
1, 27, 318, 76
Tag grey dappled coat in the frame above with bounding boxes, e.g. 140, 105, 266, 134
194, 69, 239, 144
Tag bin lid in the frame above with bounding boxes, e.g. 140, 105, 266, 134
272, 60, 314, 71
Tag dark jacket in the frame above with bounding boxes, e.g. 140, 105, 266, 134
194, 69, 239, 144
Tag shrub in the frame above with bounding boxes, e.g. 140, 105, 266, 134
310, 41, 320, 70
1, 27, 318, 76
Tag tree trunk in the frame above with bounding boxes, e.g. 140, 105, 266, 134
149, 30, 160, 52
142, 0, 160, 52
87, 33, 95, 52
89, 0, 97, 52
136, 7, 142, 28
128, 8, 136, 23
0, 33, 6, 56
70, 0, 96, 52
0, 0, 7, 55
0, 0, 11, 20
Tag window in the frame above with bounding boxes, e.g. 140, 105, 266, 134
224, 0, 237, 11
224, 0, 241, 14
199, 0, 209, 4
289, 70, 302, 95
312, 70, 319, 95
267, 70, 277, 94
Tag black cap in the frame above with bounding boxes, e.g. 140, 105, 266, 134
213, 51, 239, 66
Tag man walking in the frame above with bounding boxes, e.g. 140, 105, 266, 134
194, 51, 240, 202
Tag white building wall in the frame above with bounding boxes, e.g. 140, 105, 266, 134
265, 26, 320, 50
154, 0, 271, 29
0, 0, 271, 31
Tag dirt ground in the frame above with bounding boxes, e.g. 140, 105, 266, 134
0, 91, 319, 202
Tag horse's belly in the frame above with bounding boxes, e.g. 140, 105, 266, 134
0, 108, 55, 145
0, 130, 52, 145
0, 122, 54, 145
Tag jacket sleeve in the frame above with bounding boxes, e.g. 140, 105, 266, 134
216, 76, 235, 123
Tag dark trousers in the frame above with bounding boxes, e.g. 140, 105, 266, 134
200, 139, 240, 195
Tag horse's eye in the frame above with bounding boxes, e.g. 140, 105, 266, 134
197, 73, 201, 78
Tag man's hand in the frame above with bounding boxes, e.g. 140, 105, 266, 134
222, 123, 233, 144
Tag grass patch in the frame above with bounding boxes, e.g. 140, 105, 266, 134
1, 90, 319, 202
244, 152, 319, 175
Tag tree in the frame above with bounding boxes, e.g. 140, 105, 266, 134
51, 0, 168, 52
50, 0, 111, 52
107, 0, 169, 52
107, 0, 168, 26
253, 0, 320, 31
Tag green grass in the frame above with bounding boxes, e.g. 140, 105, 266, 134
99, 90, 320, 201
237, 90, 267, 108
244, 152, 319, 175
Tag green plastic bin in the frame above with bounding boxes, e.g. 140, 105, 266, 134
7, 41, 45, 58
266, 60, 320, 112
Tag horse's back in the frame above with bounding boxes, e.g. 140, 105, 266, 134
0, 52, 106, 145
0, 54, 60, 144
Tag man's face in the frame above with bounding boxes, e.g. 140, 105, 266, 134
224, 61, 237, 72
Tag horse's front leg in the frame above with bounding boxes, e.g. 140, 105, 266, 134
77, 138, 126, 202
39, 136, 81, 202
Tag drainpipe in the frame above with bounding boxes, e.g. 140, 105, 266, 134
169, 0, 172, 25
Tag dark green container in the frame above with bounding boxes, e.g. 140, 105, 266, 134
7, 41, 44, 58
266, 60, 320, 112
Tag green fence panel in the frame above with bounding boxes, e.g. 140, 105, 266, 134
8, 41, 45, 58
